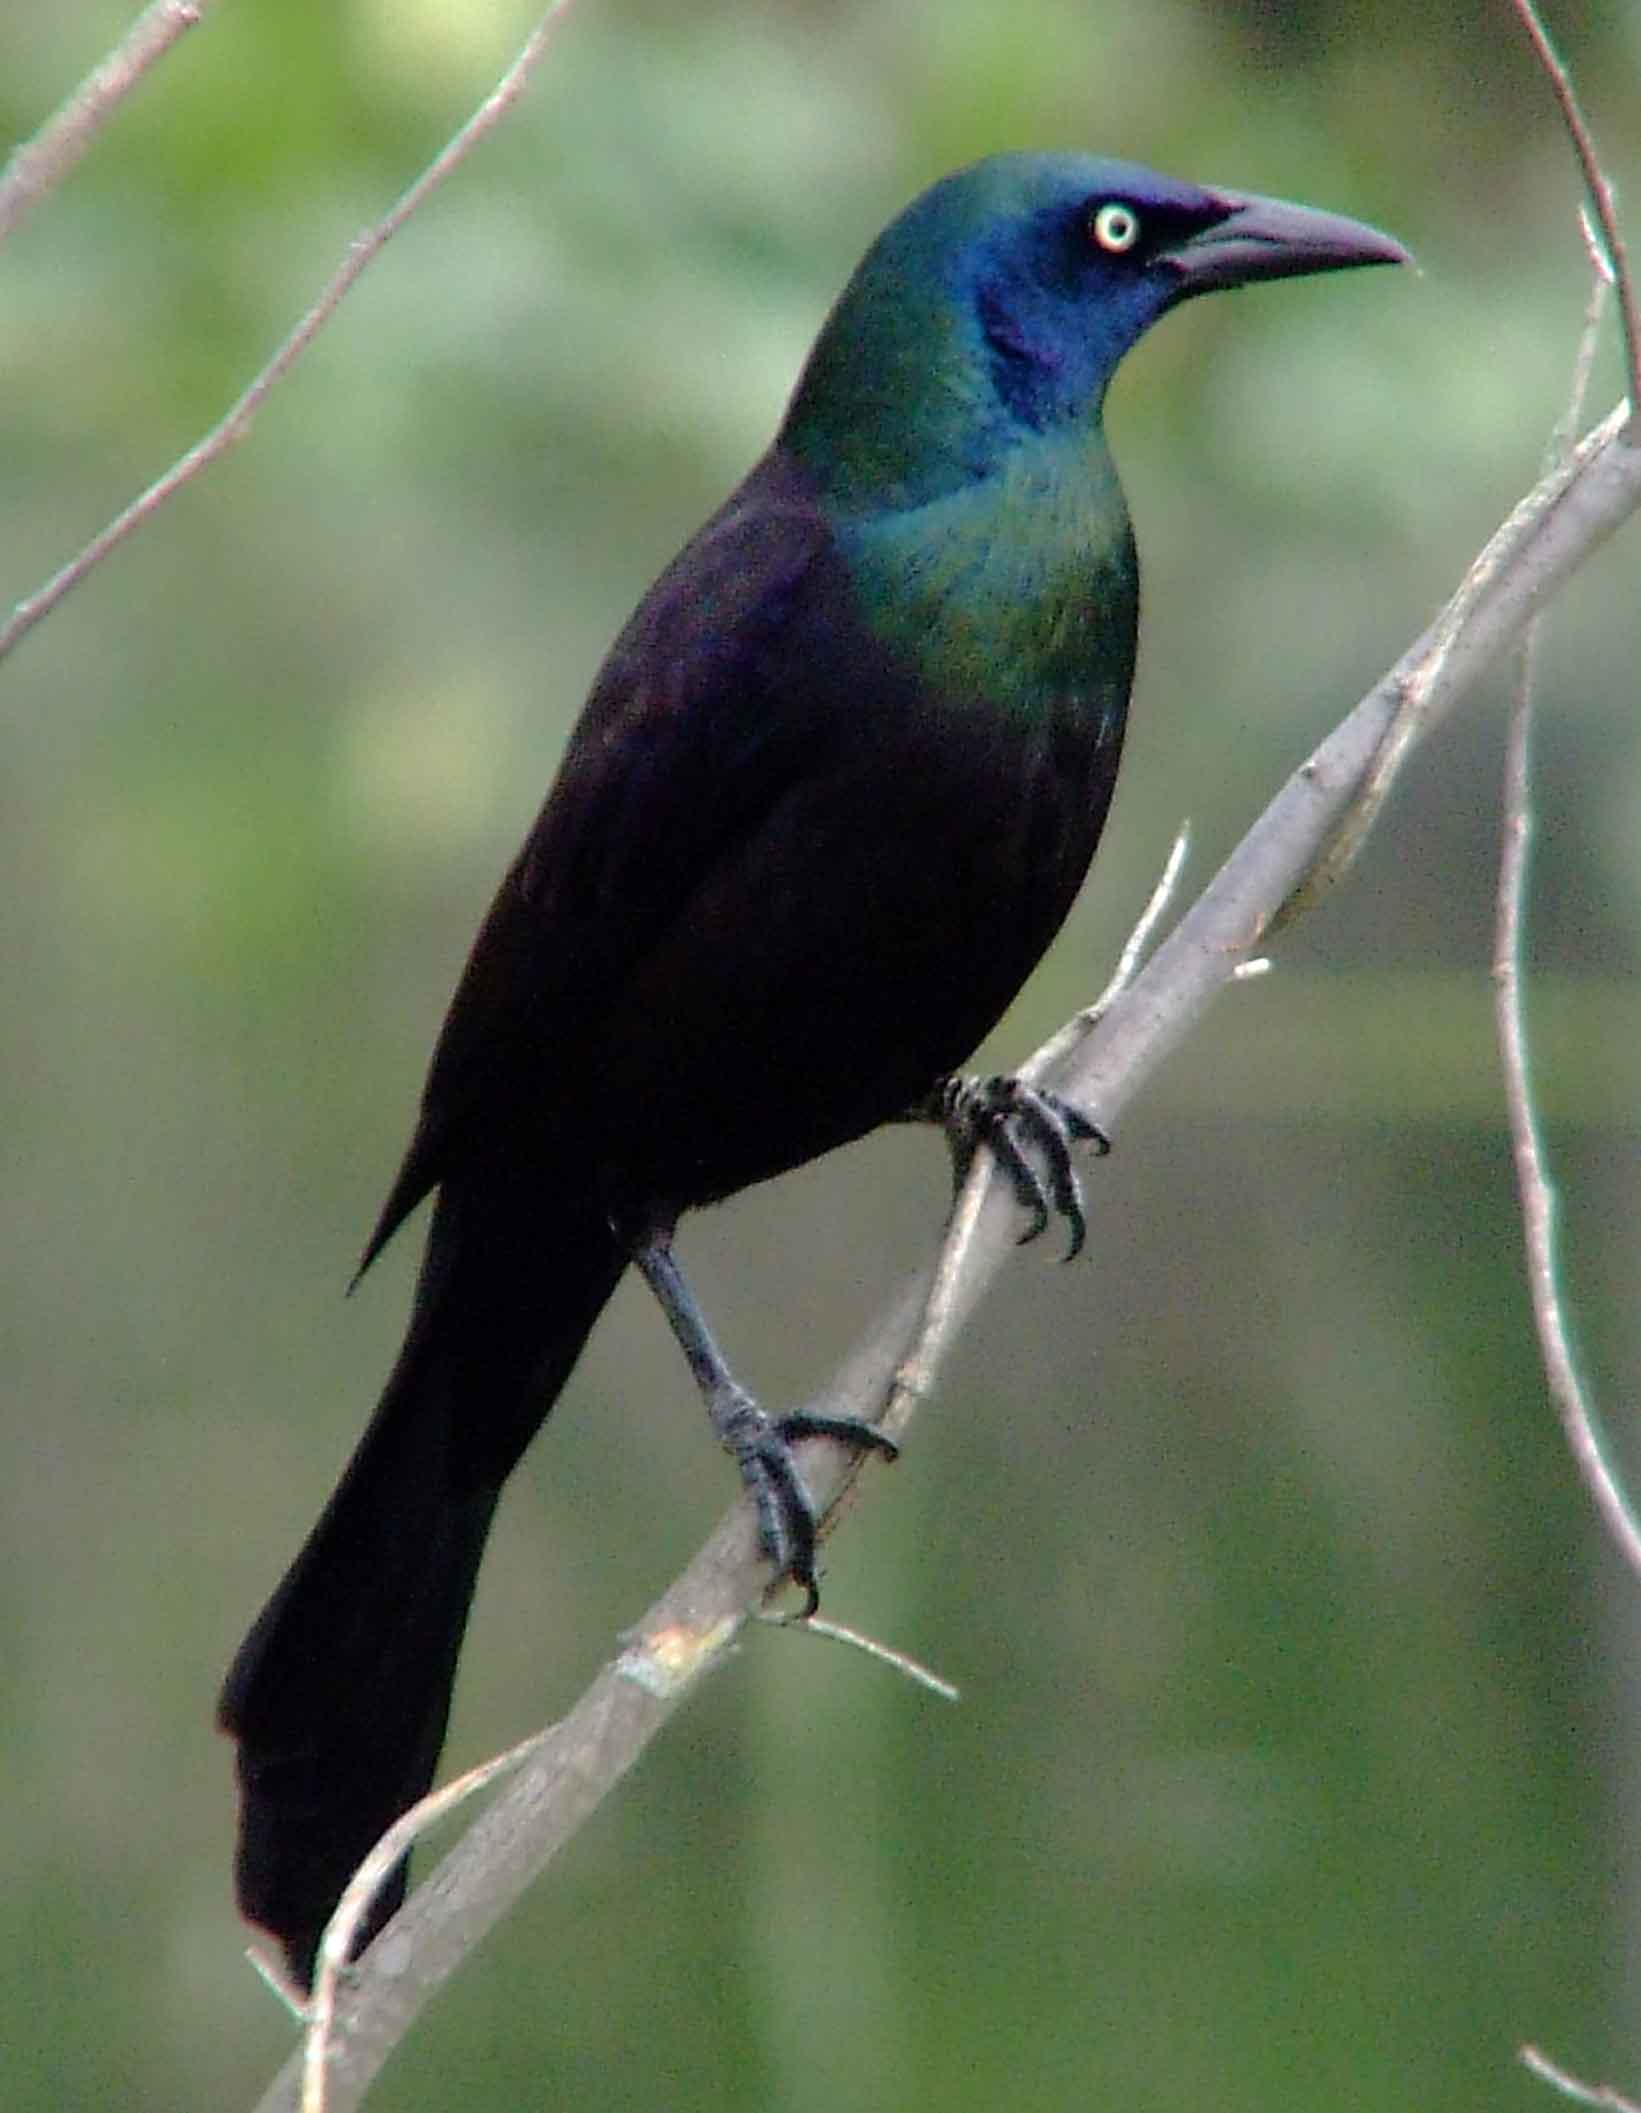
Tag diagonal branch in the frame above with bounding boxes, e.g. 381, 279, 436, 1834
1507, 0, 1641, 429
0, 0, 580, 671
246, 401, 1641, 2113
0, 1, 211, 248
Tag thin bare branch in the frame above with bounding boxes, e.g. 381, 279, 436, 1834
1509, 0, 1641, 430
1493, 268, 1641, 1580
0, 0, 580, 671
1291, 3, 1635, 916
1027, 824, 1191, 1083
1565, 211, 1617, 431
1495, 641, 1641, 1574
302, 1733, 543, 2113
247, 401, 1641, 2113
245, 1946, 307, 2024
0, 1, 209, 248
766, 1613, 961, 1702
1523, 2044, 1641, 2113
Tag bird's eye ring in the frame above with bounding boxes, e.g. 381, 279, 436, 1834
1091, 201, 1141, 254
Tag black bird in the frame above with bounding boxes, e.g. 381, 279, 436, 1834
219, 152, 1405, 1988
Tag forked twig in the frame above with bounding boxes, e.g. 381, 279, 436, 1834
883, 826, 1191, 1436
1028, 825, 1192, 1083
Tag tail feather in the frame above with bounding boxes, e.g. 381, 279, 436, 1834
219, 1187, 624, 1988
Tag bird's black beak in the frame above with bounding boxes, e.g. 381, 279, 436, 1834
1161, 191, 1410, 297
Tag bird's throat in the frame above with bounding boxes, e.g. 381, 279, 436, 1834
835, 427, 1138, 729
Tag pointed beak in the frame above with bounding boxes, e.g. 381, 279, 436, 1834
1161, 191, 1411, 297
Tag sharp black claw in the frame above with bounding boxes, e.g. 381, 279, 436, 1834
720, 1398, 898, 1614
778, 1411, 900, 1465
929, 1074, 1106, 1259
988, 1117, 1052, 1244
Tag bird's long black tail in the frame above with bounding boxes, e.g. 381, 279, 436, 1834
217, 1185, 625, 1990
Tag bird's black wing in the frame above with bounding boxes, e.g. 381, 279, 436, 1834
358, 449, 847, 1272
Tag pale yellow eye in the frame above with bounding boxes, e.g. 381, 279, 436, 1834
1091, 201, 1141, 253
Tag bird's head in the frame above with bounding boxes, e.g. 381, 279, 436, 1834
781, 152, 1408, 513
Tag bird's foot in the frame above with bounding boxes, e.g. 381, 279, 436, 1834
711, 1385, 899, 1616
926, 1074, 1109, 1259
628, 1226, 898, 1611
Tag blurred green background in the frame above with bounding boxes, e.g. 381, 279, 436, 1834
4, 2, 1641, 2106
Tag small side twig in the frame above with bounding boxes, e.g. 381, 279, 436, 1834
0, 0, 581, 671
1027, 823, 1191, 1083
0, 1, 210, 248
301, 1731, 544, 2112
883, 824, 1191, 1438
764, 1613, 960, 1702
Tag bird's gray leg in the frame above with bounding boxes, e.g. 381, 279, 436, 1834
911, 1075, 1110, 1260
626, 1223, 898, 1614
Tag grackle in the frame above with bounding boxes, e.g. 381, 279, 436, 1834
219, 153, 1405, 1987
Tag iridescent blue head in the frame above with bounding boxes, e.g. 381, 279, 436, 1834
781, 152, 1406, 512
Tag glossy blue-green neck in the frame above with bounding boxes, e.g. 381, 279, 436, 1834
780, 155, 1169, 515
832, 424, 1136, 721
779, 155, 1163, 719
